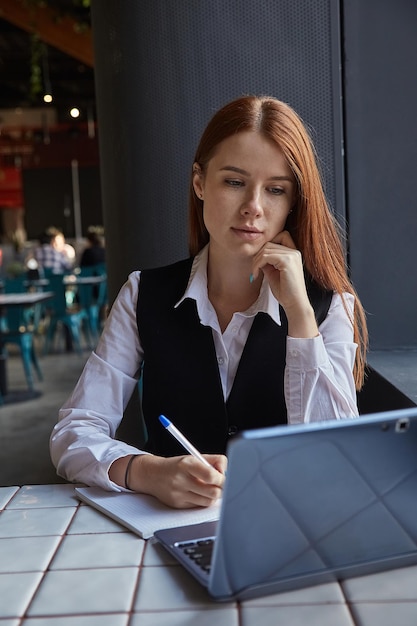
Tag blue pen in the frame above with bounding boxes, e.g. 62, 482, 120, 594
159, 415, 212, 468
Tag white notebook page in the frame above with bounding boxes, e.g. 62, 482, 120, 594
75, 487, 221, 539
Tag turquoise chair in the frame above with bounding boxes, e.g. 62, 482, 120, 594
77, 264, 108, 338
4, 276, 43, 336
43, 273, 92, 354
76, 268, 101, 341
0, 299, 43, 391
4, 276, 27, 293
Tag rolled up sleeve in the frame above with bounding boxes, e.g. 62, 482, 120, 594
285, 292, 358, 424
50, 271, 148, 491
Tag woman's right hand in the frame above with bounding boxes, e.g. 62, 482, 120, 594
119, 453, 227, 509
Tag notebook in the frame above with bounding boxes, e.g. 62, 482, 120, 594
155, 407, 417, 601
75, 487, 220, 539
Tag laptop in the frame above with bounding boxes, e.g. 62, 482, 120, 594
155, 407, 417, 601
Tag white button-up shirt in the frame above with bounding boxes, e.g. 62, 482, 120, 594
50, 245, 358, 491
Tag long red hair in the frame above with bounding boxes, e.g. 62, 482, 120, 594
188, 96, 367, 389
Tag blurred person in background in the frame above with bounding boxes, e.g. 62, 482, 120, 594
53, 228, 76, 266
80, 225, 106, 268
32, 226, 74, 274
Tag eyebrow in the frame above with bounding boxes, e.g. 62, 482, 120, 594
219, 165, 293, 183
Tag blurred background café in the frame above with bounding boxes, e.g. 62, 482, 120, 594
0, 0, 101, 278
0, 0, 107, 485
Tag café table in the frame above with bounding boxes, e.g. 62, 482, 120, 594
24, 277, 50, 292
63, 274, 106, 286
1, 483, 417, 624
0, 291, 53, 400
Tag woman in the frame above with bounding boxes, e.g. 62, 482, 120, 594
50, 96, 367, 509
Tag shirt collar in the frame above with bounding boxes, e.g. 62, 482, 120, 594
175, 244, 282, 326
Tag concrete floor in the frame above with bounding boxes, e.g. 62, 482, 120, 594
0, 341, 89, 487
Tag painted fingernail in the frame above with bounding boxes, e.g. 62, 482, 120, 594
249, 273, 254, 283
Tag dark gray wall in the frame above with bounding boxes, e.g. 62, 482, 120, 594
91, 0, 345, 304
343, 0, 417, 349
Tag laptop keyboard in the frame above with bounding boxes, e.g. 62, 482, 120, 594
176, 538, 215, 573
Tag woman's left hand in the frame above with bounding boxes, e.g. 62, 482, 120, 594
251, 231, 319, 338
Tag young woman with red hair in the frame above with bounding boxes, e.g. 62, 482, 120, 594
51, 96, 367, 509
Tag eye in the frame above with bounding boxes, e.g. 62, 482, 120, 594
268, 187, 284, 196
225, 179, 244, 187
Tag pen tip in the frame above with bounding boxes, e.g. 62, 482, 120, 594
159, 415, 170, 428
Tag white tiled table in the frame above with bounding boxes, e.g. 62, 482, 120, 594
2, 485, 417, 625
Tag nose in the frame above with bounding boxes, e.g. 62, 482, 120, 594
240, 187, 263, 217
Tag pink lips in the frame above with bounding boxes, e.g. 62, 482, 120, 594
232, 226, 262, 240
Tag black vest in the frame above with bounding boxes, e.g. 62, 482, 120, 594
137, 258, 332, 456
